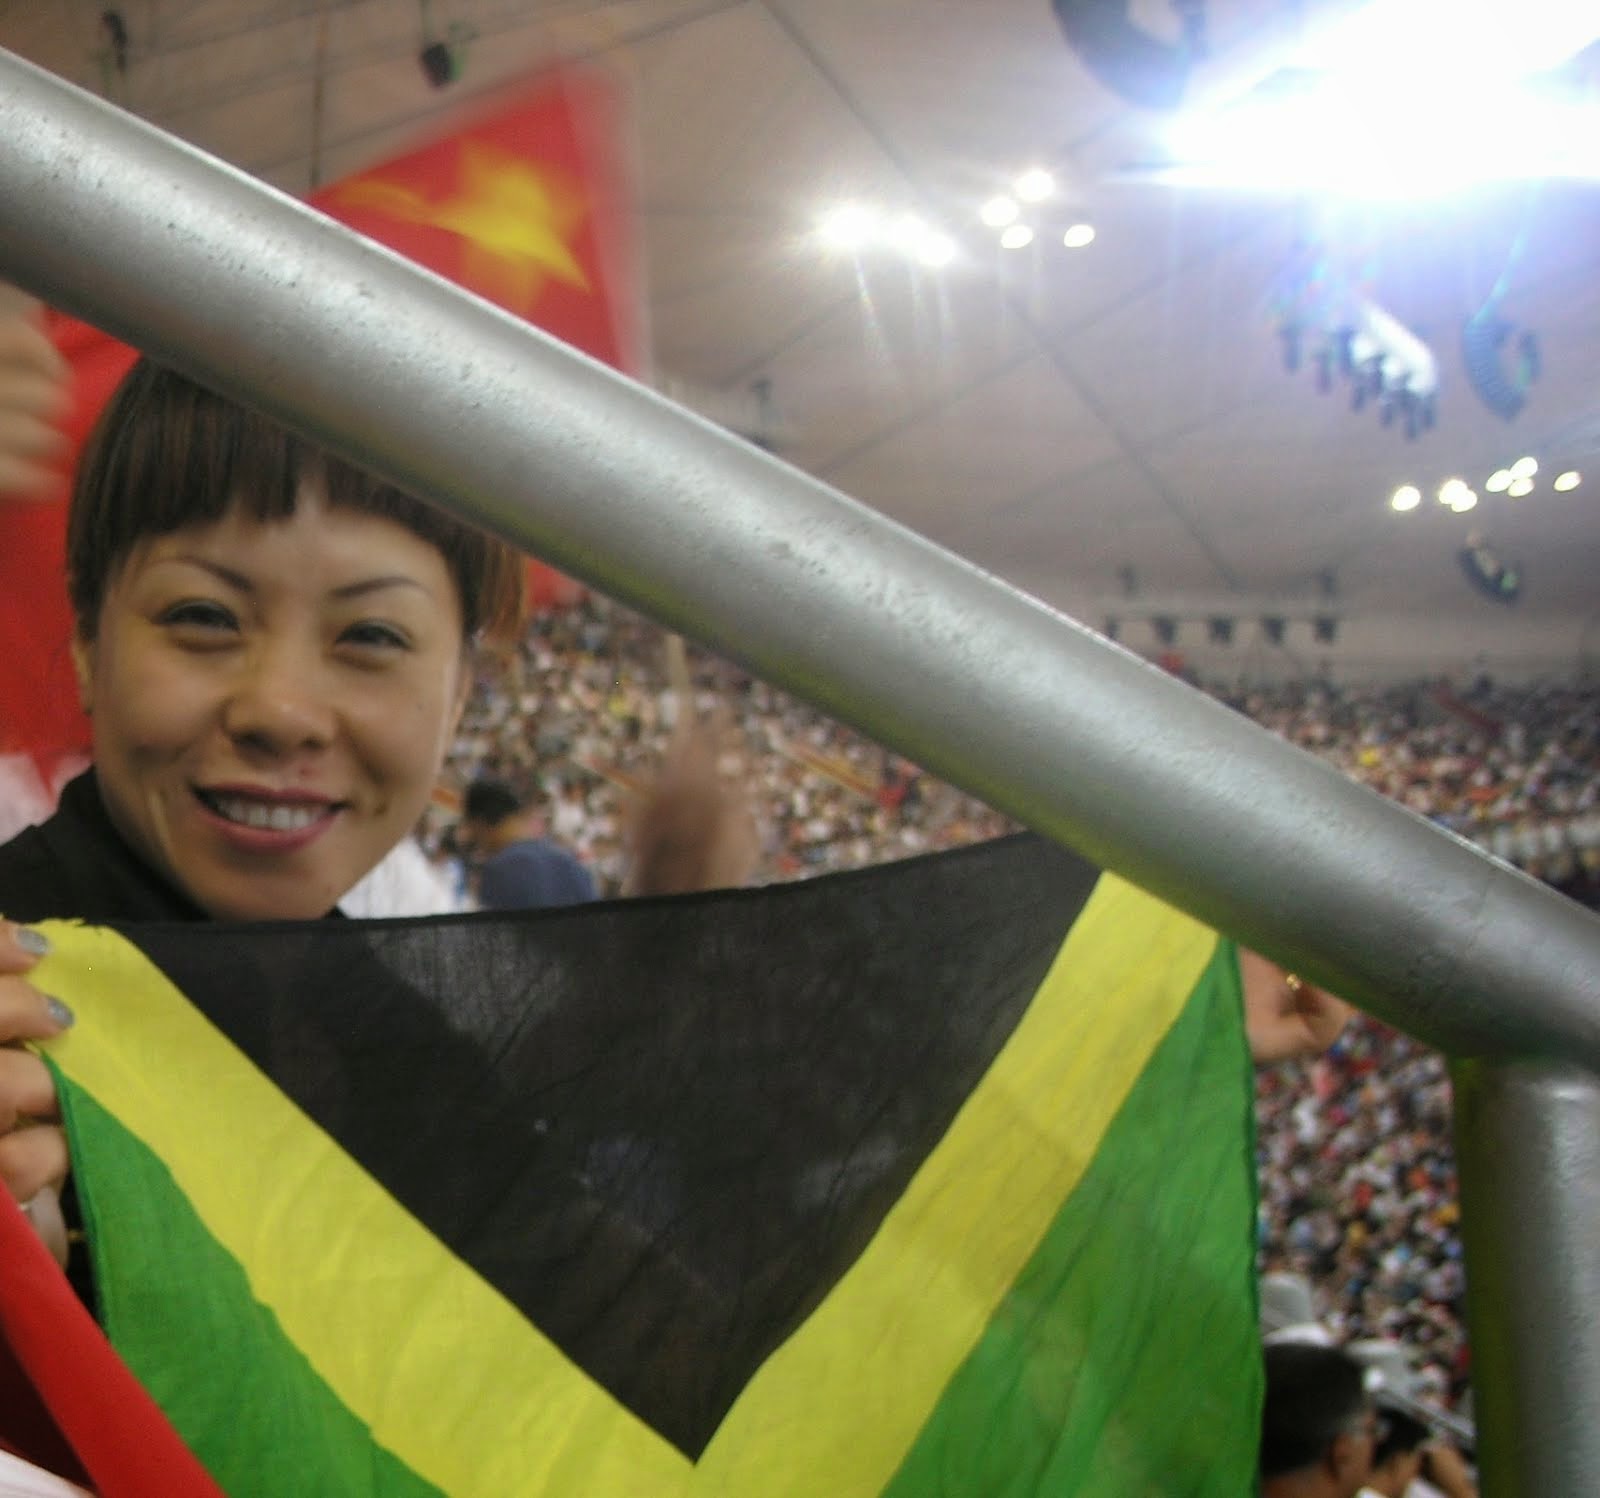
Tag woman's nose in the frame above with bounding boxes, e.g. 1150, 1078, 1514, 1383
220, 643, 337, 754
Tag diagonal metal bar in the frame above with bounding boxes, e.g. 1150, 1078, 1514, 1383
1, 47, 1598, 1079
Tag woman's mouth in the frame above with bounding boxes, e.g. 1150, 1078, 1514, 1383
193, 787, 343, 848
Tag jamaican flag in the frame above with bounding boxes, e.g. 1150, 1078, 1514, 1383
7, 835, 1260, 1495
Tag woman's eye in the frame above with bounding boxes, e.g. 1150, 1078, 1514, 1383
340, 621, 411, 651
159, 600, 238, 633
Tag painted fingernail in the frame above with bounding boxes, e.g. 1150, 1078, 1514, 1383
13, 927, 50, 957
44, 996, 75, 1029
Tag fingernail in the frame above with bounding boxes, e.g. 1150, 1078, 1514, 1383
44, 996, 75, 1029
13, 927, 50, 957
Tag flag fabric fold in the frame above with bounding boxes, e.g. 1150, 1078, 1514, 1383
14, 835, 1260, 1495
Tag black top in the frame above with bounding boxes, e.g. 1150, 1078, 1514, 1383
0, 771, 215, 925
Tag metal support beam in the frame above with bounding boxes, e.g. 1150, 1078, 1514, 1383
1453, 1060, 1600, 1495
1, 47, 1599, 1077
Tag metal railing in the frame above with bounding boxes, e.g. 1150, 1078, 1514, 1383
1, 48, 1595, 1494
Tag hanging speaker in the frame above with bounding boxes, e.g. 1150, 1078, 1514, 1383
1459, 538, 1522, 605
1051, 0, 1197, 109
1462, 314, 1538, 422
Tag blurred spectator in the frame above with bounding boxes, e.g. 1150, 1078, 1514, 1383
459, 776, 598, 910
1261, 1342, 1378, 1497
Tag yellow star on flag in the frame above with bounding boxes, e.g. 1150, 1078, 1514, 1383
337, 142, 590, 310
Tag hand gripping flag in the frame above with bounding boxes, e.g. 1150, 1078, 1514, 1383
8, 836, 1262, 1495
0, 64, 634, 767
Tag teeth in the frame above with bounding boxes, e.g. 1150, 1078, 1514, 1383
211, 797, 325, 832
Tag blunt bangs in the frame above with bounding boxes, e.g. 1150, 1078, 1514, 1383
68, 359, 523, 643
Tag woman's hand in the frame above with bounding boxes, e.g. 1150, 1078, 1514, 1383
1239, 947, 1353, 1064
0, 922, 74, 1263
0, 283, 71, 501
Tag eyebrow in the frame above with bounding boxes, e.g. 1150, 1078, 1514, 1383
169, 556, 430, 600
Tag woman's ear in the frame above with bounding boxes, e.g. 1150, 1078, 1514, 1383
70, 634, 95, 715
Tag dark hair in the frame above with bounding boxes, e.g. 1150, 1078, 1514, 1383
462, 777, 527, 827
1260, 1343, 1370, 1479
67, 359, 524, 643
1371, 1408, 1429, 1467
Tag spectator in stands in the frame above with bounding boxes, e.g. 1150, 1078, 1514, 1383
1360, 1406, 1477, 1498
459, 776, 597, 910
1261, 1342, 1379, 1498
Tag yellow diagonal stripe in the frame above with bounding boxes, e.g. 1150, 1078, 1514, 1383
693, 873, 1217, 1495
34, 923, 691, 1498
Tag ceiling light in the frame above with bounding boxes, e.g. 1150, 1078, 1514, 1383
1450, 489, 1480, 513
1507, 476, 1535, 497
1062, 223, 1097, 249
915, 232, 957, 268
1485, 469, 1513, 493
818, 204, 879, 251
1510, 455, 1538, 480
999, 224, 1035, 250
1438, 478, 1470, 505
1014, 168, 1055, 202
1554, 470, 1581, 491
1390, 485, 1421, 511
980, 195, 1020, 227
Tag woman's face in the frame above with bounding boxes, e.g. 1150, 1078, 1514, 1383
76, 492, 471, 920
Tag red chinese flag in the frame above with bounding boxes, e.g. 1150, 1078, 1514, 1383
0, 64, 637, 766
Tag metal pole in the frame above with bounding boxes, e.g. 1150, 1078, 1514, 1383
1, 49, 1599, 1071
1452, 1060, 1600, 1495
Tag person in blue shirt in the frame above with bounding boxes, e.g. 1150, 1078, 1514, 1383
460, 776, 598, 910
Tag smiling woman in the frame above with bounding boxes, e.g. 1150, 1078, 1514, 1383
0, 356, 523, 928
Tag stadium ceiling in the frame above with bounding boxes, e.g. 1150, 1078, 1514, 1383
2, 0, 1596, 645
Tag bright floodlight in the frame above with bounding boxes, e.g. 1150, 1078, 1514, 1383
1554, 470, 1582, 491
1507, 476, 1535, 497
818, 203, 879, 251
1294, 0, 1600, 87
999, 224, 1035, 250
1486, 469, 1513, 493
1390, 485, 1421, 511
1062, 223, 1097, 248
1165, 0, 1600, 200
1438, 478, 1470, 505
1014, 168, 1055, 202
980, 195, 1020, 227
916, 231, 957, 268
1450, 489, 1480, 513
1510, 455, 1538, 480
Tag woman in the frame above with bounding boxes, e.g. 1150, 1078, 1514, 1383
0, 351, 525, 1235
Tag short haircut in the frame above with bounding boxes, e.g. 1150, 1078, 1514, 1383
68, 359, 524, 644
462, 777, 526, 827
1260, 1343, 1370, 1479
1372, 1408, 1429, 1467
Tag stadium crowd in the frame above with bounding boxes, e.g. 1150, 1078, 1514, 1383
432, 595, 1600, 1414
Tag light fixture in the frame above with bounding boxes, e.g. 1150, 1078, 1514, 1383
915, 232, 957, 268
1554, 470, 1582, 492
1510, 455, 1538, 480
1390, 485, 1421, 512
1450, 489, 1480, 513
1062, 223, 1097, 248
1438, 478, 1471, 506
1507, 476, 1535, 497
999, 224, 1035, 250
1014, 168, 1055, 202
980, 195, 1020, 227
1486, 469, 1513, 493
817, 204, 879, 251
